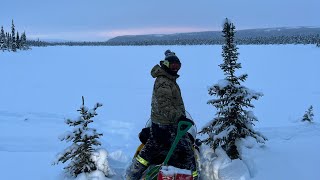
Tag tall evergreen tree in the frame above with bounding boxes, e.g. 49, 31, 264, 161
11, 19, 17, 51
54, 96, 103, 177
16, 31, 20, 49
20, 31, 27, 50
6, 33, 10, 51
9, 34, 12, 48
302, 105, 314, 122
0, 26, 6, 51
200, 18, 267, 159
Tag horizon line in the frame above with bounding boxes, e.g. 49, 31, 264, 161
27, 25, 320, 42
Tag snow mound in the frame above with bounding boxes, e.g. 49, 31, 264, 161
219, 159, 250, 180
91, 149, 115, 177
200, 146, 250, 180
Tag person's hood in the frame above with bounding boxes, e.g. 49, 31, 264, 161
151, 64, 179, 80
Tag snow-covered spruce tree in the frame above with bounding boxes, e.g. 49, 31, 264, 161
11, 20, 17, 52
314, 34, 319, 47
20, 32, 28, 50
0, 26, 6, 51
16, 31, 20, 49
5, 33, 10, 51
302, 105, 314, 123
54, 96, 103, 177
199, 18, 267, 160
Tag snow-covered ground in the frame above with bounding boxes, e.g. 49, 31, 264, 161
0, 45, 319, 179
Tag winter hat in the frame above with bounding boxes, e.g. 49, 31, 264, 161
160, 50, 181, 68
164, 50, 180, 64
160, 50, 181, 76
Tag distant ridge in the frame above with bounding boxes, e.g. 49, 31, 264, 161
107, 26, 320, 44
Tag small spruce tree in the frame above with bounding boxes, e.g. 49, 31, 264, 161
6, 33, 11, 51
54, 96, 103, 177
0, 26, 6, 51
302, 105, 314, 122
16, 31, 20, 49
20, 31, 28, 50
315, 34, 320, 47
11, 20, 17, 52
200, 18, 267, 159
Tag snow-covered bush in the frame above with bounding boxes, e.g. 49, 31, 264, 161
302, 105, 314, 123
53, 96, 113, 178
199, 18, 267, 160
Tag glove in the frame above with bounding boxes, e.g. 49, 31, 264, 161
138, 127, 151, 144
178, 115, 195, 125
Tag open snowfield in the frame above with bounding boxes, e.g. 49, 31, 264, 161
1, 45, 320, 179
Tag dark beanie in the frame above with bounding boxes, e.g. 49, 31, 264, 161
164, 50, 180, 63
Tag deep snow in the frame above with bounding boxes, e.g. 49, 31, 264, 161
0, 45, 319, 179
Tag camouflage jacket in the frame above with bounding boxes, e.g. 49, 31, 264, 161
150, 65, 186, 125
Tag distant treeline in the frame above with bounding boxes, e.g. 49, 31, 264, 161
103, 34, 320, 46
0, 20, 29, 52
28, 34, 320, 47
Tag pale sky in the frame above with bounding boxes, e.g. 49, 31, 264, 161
1, 0, 318, 41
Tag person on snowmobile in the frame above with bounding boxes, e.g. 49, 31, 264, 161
125, 50, 197, 180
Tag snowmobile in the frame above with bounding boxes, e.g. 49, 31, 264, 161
133, 113, 201, 180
